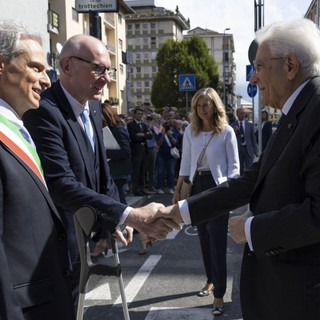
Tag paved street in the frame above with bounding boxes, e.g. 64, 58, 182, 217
83, 193, 246, 320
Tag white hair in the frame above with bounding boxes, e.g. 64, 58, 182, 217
255, 18, 320, 77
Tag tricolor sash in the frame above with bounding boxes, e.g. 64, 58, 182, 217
0, 113, 47, 187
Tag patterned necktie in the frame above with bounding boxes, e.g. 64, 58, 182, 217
20, 127, 36, 149
80, 109, 95, 151
277, 113, 286, 128
239, 121, 245, 144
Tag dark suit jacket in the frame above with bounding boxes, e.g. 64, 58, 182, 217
106, 125, 131, 178
0, 138, 74, 319
127, 120, 152, 156
187, 77, 320, 319
256, 120, 273, 151
232, 119, 258, 157
23, 81, 127, 258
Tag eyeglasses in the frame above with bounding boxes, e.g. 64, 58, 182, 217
69, 56, 117, 77
253, 56, 285, 74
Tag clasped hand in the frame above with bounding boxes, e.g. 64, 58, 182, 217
126, 203, 182, 240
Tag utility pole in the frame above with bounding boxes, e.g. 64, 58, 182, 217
254, 0, 264, 155
223, 27, 230, 109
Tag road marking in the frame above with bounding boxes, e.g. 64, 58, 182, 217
145, 307, 243, 320
225, 275, 234, 302
166, 229, 180, 239
114, 255, 162, 305
85, 280, 111, 302
145, 307, 213, 320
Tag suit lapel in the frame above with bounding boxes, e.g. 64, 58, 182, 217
52, 83, 96, 188
254, 78, 320, 190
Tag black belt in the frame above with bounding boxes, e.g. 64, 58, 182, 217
197, 170, 211, 176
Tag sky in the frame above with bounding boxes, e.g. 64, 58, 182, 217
155, 0, 311, 101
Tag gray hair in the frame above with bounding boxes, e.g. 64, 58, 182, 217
0, 20, 42, 62
255, 18, 320, 78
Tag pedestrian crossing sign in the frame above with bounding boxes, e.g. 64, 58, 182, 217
179, 74, 196, 92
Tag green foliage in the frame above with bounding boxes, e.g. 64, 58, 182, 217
151, 36, 220, 115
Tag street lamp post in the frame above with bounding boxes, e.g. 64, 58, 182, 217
223, 28, 230, 109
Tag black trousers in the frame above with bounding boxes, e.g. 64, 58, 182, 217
191, 172, 229, 298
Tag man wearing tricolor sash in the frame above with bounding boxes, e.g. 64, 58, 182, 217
0, 20, 75, 319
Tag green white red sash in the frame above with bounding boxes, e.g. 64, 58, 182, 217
0, 113, 47, 187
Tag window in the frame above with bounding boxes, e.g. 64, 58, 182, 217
72, 8, 79, 22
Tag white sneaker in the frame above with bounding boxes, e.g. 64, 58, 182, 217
156, 189, 164, 194
168, 189, 174, 194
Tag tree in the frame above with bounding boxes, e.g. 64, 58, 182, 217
151, 36, 220, 116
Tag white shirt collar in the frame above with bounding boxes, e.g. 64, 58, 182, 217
0, 98, 25, 130
60, 82, 89, 117
282, 80, 309, 116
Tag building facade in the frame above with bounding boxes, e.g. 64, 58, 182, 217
184, 27, 236, 111
125, 0, 190, 109
48, 0, 134, 114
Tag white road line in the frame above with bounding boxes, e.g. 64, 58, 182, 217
224, 275, 234, 303
145, 307, 243, 320
166, 229, 180, 239
114, 255, 162, 305
85, 280, 111, 301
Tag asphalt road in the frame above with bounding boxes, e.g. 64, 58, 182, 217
82, 193, 246, 320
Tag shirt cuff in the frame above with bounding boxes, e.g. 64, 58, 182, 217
245, 216, 254, 251
116, 206, 132, 230
178, 199, 191, 225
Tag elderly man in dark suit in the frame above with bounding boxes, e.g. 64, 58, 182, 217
23, 34, 178, 300
0, 20, 75, 319
149, 18, 320, 320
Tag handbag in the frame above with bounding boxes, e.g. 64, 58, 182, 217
179, 133, 214, 200
164, 134, 180, 159
170, 146, 180, 159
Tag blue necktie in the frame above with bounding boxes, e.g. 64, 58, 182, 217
80, 109, 95, 151
20, 127, 36, 149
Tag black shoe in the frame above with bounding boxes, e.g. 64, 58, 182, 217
212, 306, 224, 316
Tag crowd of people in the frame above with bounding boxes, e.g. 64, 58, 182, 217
108, 105, 190, 198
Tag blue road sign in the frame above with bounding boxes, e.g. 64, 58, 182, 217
247, 83, 257, 98
246, 65, 254, 82
179, 74, 196, 92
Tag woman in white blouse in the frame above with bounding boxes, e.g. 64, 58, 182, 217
173, 87, 239, 316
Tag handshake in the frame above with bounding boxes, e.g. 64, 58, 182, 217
124, 202, 250, 245
125, 203, 183, 240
